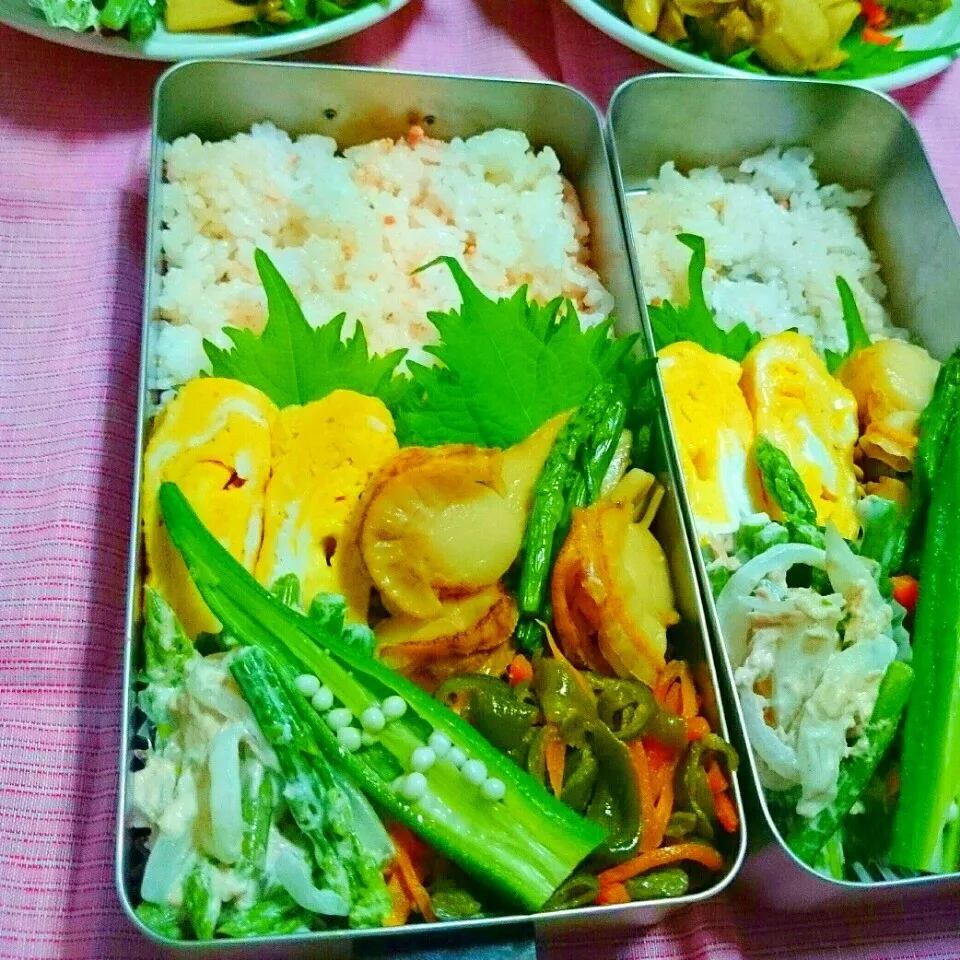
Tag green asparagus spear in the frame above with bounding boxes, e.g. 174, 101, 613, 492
892, 348, 960, 574
891, 413, 960, 872
217, 891, 310, 938
786, 660, 914, 866
241, 764, 275, 870
230, 646, 391, 927
515, 383, 626, 653
754, 436, 818, 528
142, 586, 193, 683
134, 902, 186, 940
183, 861, 221, 940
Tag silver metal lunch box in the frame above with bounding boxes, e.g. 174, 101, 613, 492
115, 60, 747, 954
606, 72, 960, 911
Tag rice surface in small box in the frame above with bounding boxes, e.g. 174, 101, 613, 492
628, 148, 899, 355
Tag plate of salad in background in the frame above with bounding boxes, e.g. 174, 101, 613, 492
0, 0, 410, 60
565, 0, 960, 91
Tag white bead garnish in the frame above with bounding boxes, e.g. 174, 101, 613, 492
382, 696, 407, 720
410, 746, 436, 773
461, 759, 487, 786
311, 686, 334, 712
481, 777, 506, 801
360, 706, 386, 733
338, 727, 362, 752
428, 731, 452, 757
294, 674, 321, 697
326, 707, 353, 730
446, 747, 467, 769
361, 731, 377, 747
401, 772, 427, 800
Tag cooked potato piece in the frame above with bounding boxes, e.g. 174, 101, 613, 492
747, 0, 860, 74
552, 470, 677, 685
840, 340, 940, 473
377, 583, 518, 690
624, 0, 666, 32
357, 416, 566, 619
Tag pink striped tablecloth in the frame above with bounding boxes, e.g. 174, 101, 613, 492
1, 2, 959, 957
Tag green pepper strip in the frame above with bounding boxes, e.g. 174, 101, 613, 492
436, 675, 538, 765
159, 482, 606, 911
624, 867, 689, 901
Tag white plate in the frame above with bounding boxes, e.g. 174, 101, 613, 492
0, 0, 410, 60
564, 0, 960, 92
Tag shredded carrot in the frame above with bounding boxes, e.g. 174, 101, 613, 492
542, 619, 594, 696
678, 664, 698, 719
663, 683, 682, 716
706, 760, 729, 795
643, 736, 676, 772
545, 725, 566, 798
654, 661, 684, 704
714, 790, 739, 834
863, 25, 895, 44
595, 882, 631, 905
598, 843, 724, 886
383, 872, 412, 927
647, 759, 677, 853
508, 653, 534, 687
628, 740, 658, 853
685, 716, 711, 742
390, 828, 436, 922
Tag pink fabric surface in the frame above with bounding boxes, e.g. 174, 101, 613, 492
0, 2, 959, 957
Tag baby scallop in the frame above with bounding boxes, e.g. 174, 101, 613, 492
337, 727, 362, 752
446, 747, 467, 769
326, 707, 353, 730
461, 759, 487, 786
411, 746, 436, 773
294, 674, 321, 698
401, 772, 428, 801
481, 777, 506, 801
360, 706, 386, 733
361, 731, 377, 747
428, 731, 452, 757
311, 686, 334, 712
382, 695, 407, 720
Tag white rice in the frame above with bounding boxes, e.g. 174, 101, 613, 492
152, 123, 614, 392
627, 147, 899, 355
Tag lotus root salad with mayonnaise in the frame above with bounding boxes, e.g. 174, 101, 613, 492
129, 132, 740, 942
628, 153, 960, 882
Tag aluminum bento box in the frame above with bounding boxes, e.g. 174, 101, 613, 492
607, 73, 960, 910
114, 60, 748, 952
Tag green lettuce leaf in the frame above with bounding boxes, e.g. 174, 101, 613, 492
204, 249, 408, 409
825, 277, 872, 374
28, 0, 98, 30
648, 234, 761, 362
393, 257, 652, 448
